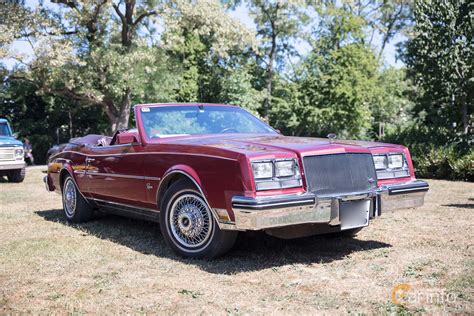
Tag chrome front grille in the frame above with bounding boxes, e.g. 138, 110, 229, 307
302, 153, 377, 196
0, 147, 15, 161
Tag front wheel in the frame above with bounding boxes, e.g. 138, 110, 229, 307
7, 168, 25, 183
160, 179, 237, 258
62, 176, 94, 223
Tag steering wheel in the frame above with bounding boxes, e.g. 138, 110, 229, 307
219, 127, 239, 134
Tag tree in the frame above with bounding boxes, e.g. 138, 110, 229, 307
248, 0, 309, 119
269, 6, 380, 139
1, 0, 168, 131
403, 0, 473, 140
162, 0, 255, 105
341, 0, 413, 59
0, 73, 109, 163
1, 0, 254, 132
372, 67, 415, 138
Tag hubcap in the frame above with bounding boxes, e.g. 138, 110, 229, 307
169, 194, 213, 248
63, 179, 76, 218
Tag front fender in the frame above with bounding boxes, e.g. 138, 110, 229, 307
157, 164, 208, 207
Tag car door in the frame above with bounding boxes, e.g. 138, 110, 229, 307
85, 143, 148, 208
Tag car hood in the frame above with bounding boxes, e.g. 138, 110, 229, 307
165, 134, 405, 157
0, 136, 23, 147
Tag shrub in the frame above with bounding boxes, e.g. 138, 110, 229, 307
412, 146, 473, 182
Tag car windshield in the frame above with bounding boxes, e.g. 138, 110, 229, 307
0, 122, 11, 137
140, 105, 276, 138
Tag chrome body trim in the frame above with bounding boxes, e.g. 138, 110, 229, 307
49, 150, 237, 161
227, 180, 429, 231
89, 197, 158, 213
85, 172, 161, 181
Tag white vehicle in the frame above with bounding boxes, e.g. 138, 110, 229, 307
0, 119, 25, 182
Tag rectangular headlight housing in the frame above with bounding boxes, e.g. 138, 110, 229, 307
251, 158, 301, 190
373, 155, 387, 170
372, 153, 409, 180
252, 161, 273, 179
388, 154, 404, 169
275, 160, 296, 177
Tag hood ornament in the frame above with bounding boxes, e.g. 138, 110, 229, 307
327, 133, 337, 143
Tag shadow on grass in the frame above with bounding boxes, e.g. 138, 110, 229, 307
36, 209, 391, 274
443, 203, 474, 209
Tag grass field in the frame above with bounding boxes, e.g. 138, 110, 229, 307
0, 167, 473, 314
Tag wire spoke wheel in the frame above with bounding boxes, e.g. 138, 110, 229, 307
169, 194, 213, 249
63, 179, 77, 218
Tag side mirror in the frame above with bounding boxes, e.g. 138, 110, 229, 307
116, 133, 139, 145
12, 132, 18, 139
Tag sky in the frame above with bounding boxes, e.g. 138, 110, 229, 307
2, 2, 405, 69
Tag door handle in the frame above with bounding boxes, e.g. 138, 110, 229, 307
86, 158, 95, 163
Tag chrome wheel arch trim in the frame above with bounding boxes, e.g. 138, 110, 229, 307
59, 167, 90, 202
156, 170, 229, 229
156, 170, 210, 209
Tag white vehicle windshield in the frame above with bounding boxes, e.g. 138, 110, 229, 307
140, 105, 276, 138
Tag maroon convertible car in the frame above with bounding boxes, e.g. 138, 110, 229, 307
44, 103, 429, 258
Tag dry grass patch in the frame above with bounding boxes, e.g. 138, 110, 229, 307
0, 167, 473, 314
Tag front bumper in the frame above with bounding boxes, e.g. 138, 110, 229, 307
0, 161, 25, 171
229, 180, 429, 231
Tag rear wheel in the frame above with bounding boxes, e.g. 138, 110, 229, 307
160, 179, 237, 258
7, 168, 25, 183
62, 176, 94, 223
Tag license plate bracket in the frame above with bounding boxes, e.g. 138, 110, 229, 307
339, 199, 371, 230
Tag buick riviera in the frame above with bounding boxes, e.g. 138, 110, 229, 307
44, 103, 429, 258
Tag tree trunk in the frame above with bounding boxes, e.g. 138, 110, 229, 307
461, 101, 469, 135
114, 89, 132, 131
264, 27, 277, 120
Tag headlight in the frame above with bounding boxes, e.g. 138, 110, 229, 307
14, 148, 23, 157
388, 154, 403, 169
252, 161, 273, 179
275, 160, 296, 177
373, 152, 410, 180
251, 158, 302, 190
373, 155, 387, 170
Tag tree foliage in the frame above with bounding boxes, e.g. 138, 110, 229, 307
403, 0, 473, 143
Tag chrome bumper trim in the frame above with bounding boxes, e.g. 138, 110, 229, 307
227, 180, 429, 231
380, 180, 429, 211
231, 194, 316, 210
383, 180, 429, 195
0, 162, 25, 170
